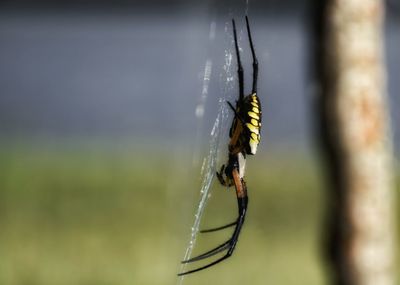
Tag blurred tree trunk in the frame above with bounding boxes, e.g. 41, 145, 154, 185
312, 1, 397, 285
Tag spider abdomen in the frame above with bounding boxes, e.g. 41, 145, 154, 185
228, 93, 262, 155
244, 93, 262, 155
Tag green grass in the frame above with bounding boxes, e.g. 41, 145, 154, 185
0, 143, 397, 285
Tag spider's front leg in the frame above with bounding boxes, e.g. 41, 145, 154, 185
245, 15, 258, 94
232, 18, 244, 101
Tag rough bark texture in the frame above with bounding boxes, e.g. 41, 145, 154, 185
313, 1, 397, 285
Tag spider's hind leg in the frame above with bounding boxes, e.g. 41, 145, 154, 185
200, 221, 237, 233
178, 171, 248, 276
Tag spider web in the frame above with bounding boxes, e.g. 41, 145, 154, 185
177, 18, 236, 283
177, 102, 229, 283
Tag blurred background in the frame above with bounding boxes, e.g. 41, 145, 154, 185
0, 0, 398, 284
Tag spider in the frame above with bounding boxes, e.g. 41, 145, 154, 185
178, 16, 262, 276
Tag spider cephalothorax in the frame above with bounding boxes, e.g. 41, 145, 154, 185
179, 16, 262, 276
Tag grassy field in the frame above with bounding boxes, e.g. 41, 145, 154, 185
0, 142, 397, 285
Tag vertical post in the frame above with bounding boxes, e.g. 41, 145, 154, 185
313, 1, 397, 285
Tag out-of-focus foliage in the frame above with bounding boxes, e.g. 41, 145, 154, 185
0, 143, 398, 285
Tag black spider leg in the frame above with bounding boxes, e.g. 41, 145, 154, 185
227, 101, 246, 126
200, 221, 237, 233
232, 19, 244, 101
216, 164, 233, 186
178, 168, 248, 276
178, 192, 248, 275
245, 16, 258, 94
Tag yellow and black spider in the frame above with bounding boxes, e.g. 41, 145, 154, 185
178, 16, 262, 276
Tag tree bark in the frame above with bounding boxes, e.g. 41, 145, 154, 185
312, 1, 397, 285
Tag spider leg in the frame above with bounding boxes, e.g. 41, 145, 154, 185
245, 16, 258, 94
216, 164, 227, 185
232, 19, 244, 101
178, 198, 247, 275
216, 164, 235, 187
178, 168, 248, 276
178, 250, 232, 276
200, 221, 237, 233
227, 101, 236, 112
179, 218, 245, 276
181, 240, 231, 264
227, 101, 246, 126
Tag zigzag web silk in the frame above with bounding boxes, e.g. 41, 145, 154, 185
177, 19, 237, 284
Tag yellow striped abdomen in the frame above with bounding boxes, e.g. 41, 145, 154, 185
245, 93, 261, 155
